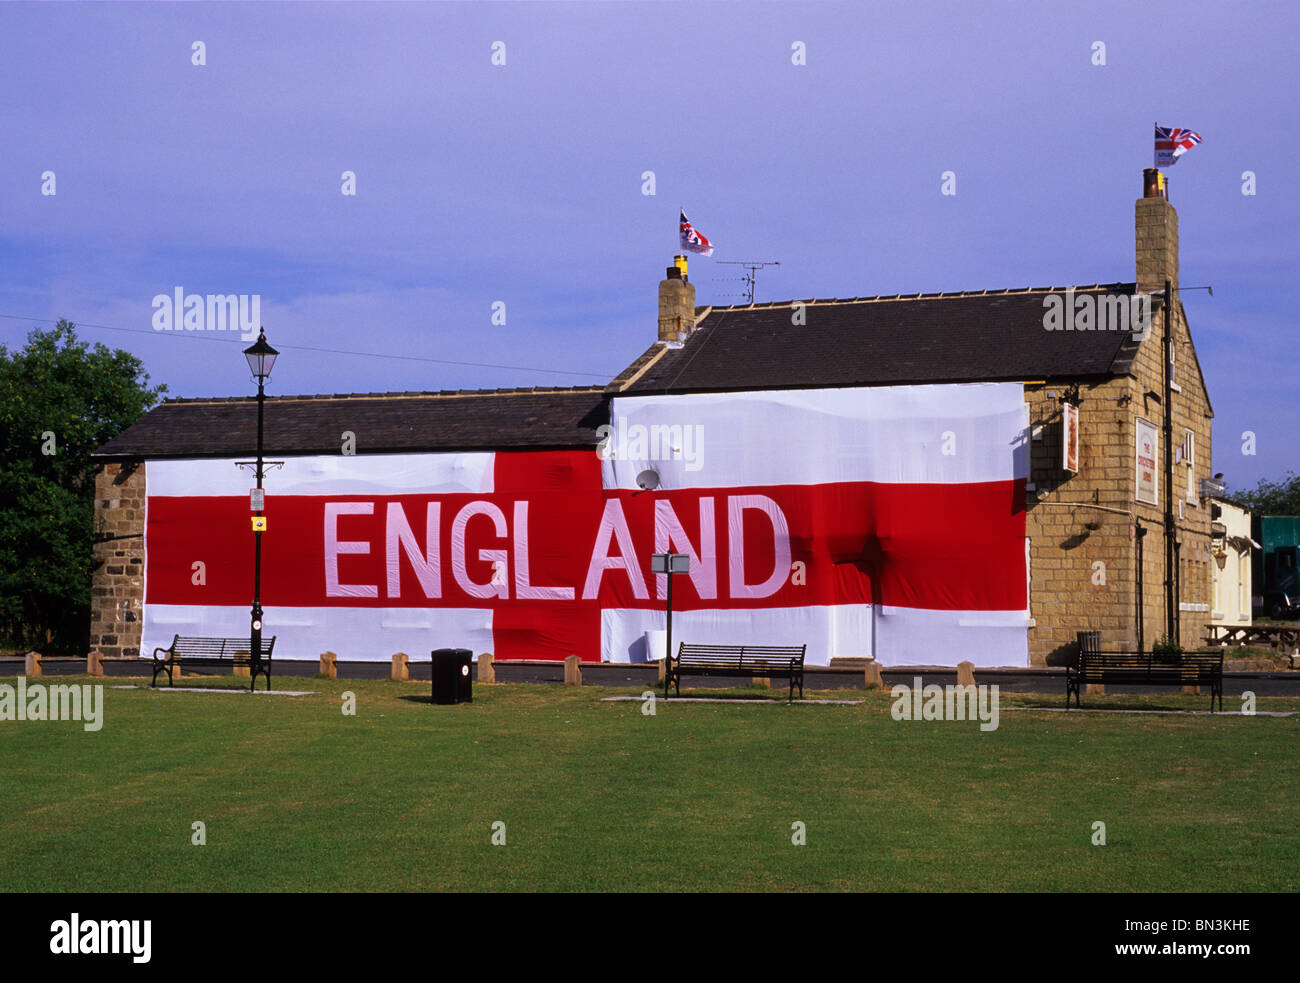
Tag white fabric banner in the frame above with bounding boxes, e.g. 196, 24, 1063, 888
148, 452, 494, 497
602, 383, 1029, 490
143, 604, 494, 663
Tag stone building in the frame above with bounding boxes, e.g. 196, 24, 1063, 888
90, 171, 1215, 667
89, 390, 607, 662
609, 170, 1214, 664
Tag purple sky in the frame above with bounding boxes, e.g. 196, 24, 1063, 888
2, 1, 1296, 491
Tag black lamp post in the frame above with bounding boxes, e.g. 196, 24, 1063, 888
243, 328, 278, 684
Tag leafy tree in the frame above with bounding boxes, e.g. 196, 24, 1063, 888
1224, 470, 1300, 517
0, 321, 165, 653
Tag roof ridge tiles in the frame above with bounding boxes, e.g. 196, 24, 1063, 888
159, 384, 606, 405
700, 281, 1136, 312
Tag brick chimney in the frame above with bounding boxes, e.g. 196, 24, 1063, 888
1136, 168, 1179, 294
658, 254, 696, 342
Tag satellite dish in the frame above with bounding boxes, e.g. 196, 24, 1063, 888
636, 469, 661, 491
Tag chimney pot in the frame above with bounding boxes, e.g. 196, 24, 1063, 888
1143, 167, 1168, 200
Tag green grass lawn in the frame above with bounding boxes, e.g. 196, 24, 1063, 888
2, 673, 1297, 892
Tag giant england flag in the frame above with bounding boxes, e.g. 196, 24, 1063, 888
142, 382, 1030, 667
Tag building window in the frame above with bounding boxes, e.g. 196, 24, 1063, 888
1184, 429, 1196, 504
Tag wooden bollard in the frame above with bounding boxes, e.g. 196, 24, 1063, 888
232, 651, 251, 677
657, 658, 666, 682
477, 653, 495, 684
752, 676, 771, 689
391, 652, 409, 681
319, 651, 338, 679
24, 651, 42, 678
956, 661, 976, 688
864, 660, 884, 690
87, 650, 105, 678
564, 655, 582, 686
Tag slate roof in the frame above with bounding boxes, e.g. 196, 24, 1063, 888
92, 387, 609, 459
610, 284, 1147, 395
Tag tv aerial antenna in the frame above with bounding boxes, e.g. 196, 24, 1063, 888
713, 260, 781, 304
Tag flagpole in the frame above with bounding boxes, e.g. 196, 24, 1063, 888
1153, 120, 1158, 170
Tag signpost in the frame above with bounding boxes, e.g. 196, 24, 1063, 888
651, 553, 690, 667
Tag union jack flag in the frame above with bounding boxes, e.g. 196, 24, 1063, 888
1154, 124, 1203, 167
680, 210, 714, 257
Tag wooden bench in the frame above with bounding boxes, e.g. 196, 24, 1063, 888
1204, 623, 1300, 653
665, 643, 806, 701
151, 635, 276, 691
1066, 649, 1223, 711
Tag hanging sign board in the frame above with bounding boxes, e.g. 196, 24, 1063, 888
1136, 419, 1158, 505
1062, 402, 1079, 474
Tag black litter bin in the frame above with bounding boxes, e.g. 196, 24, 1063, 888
431, 648, 473, 705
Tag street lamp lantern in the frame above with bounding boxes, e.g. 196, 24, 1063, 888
243, 328, 279, 381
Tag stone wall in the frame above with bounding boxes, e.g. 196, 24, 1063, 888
90, 461, 146, 660
1024, 295, 1213, 665
1129, 297, 1215, 652
1025, 376, 1136, 664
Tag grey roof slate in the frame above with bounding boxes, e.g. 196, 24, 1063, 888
92, 387, 609, 459
614, 284, 1145, 395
